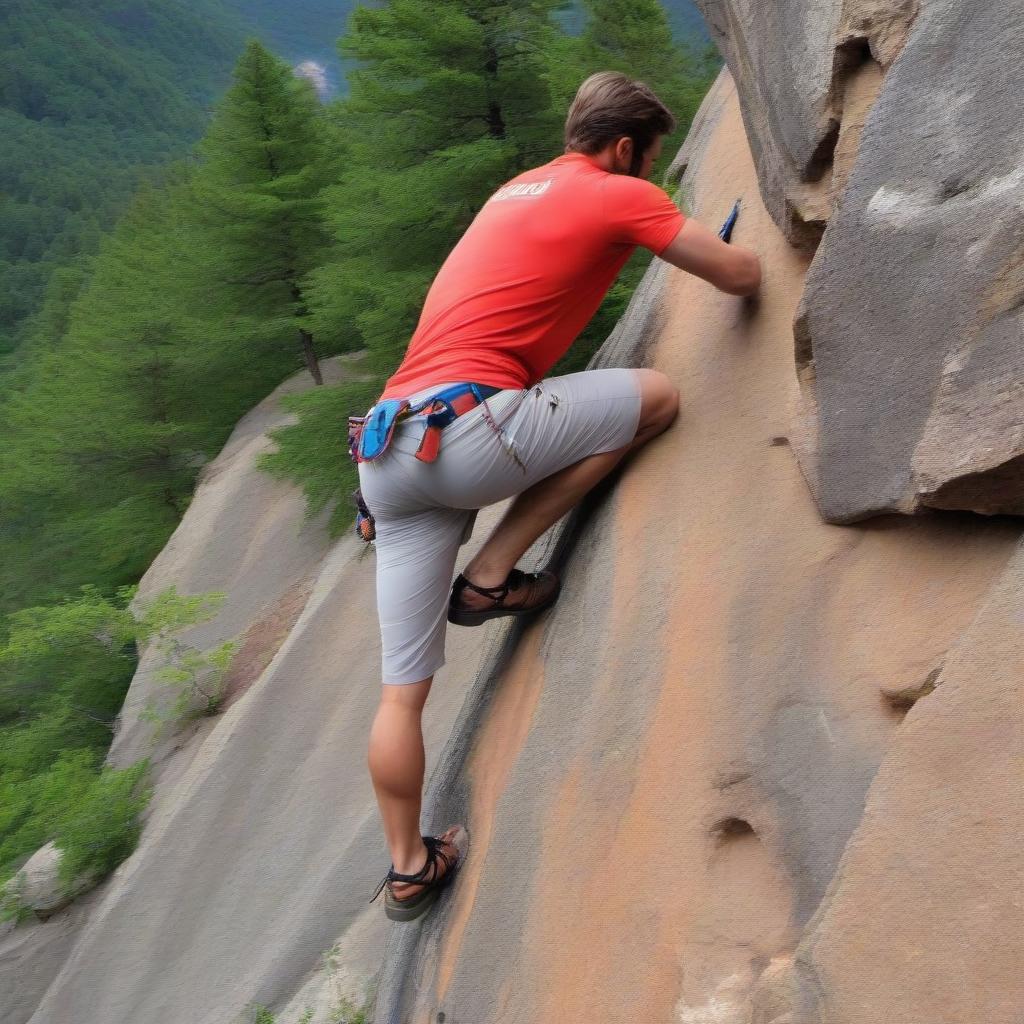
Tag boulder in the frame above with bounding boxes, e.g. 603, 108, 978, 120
793, 0, 1024, 521
693, 0, 917, 246
0, 844, 101, 921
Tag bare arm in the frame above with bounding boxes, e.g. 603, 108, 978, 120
657, 218, 761, 296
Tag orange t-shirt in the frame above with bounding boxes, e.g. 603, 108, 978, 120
379, 150, 685, 399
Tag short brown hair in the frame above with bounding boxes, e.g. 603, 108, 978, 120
564, 71, 676, 172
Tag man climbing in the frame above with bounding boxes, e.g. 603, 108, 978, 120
359, 71, 761, 921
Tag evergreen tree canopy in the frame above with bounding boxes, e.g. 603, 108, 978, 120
0, 0, 249, 357
191, 38, 341, 382
305, 0, 566, 375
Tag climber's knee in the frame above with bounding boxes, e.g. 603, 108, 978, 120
634, 368, 679, 438
379, 676, 433, 711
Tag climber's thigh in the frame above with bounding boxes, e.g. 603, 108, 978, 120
356, 368, 641, 683
423, 367, 644, 509
369, 504, 474, 686
509, 367, 643, 477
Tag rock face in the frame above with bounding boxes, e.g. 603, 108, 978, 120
3, 23, 1023, 1024
367, 71, 1023, 1024
796, 0, 1024, 522
701, 0, 1024, 522
694, 0, 918, 247
784, 540, 1024, 1024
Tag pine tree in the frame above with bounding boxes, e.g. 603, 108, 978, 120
306, 0, 566, 374
190, 39, 336, 385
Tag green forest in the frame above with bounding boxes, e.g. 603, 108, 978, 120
0, 0, 709, 359
0, 0, 717, 914
0, 0, 249, 357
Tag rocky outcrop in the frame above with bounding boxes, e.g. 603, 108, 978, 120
694, 0, 917, 247
0, 845, 100, 921
702, 0, 1024, 523
795, 1, 1024, 522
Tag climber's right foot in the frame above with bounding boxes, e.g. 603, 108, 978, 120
448, 568, 561, 626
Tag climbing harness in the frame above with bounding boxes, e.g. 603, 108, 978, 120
348, 382, 502, 466
347, 382, 503, 543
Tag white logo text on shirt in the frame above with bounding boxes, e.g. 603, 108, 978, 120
490, 179, 553, 202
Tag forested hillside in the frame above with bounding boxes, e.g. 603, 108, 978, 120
0, 0, 252, 357
0, 0, 712, 359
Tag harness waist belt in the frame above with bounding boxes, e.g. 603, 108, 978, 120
348, 382, 503, 466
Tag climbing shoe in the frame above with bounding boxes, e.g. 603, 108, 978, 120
448, 567, 561, 627
369, 824, 468, 923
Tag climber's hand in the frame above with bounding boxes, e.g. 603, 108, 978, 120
658, 218, 761, 297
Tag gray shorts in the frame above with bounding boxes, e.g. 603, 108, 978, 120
357, 367, 643, 684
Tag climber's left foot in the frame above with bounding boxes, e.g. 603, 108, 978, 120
369, 825, 468, 923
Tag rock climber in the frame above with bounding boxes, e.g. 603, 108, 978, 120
357, 71, 761, 921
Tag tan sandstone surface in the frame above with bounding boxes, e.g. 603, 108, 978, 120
372, 72, 1024, 1024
